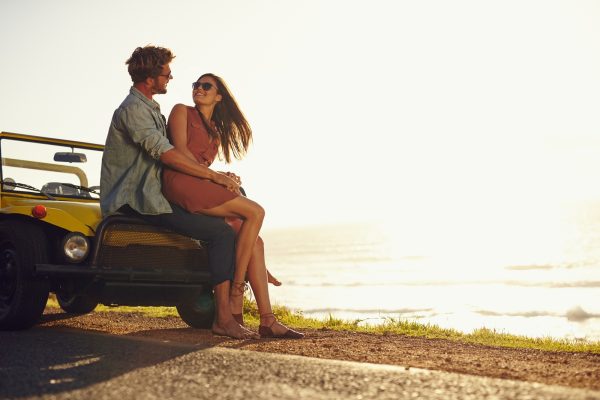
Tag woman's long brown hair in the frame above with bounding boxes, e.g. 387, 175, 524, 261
198, 73, 252, 163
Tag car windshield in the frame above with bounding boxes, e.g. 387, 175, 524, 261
0, 136, 102, 200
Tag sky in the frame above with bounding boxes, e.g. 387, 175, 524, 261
1, 0, 600, 231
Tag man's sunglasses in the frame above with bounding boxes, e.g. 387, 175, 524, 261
192, 82, 215, 91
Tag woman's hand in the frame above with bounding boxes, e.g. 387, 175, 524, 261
219, 171, 241, 185
213, 172, 241, 194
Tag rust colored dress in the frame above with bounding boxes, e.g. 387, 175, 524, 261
162, 106, 238, 212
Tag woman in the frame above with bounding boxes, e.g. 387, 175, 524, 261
162, 73, 302, 339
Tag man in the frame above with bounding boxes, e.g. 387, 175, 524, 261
100, 45, 255, 339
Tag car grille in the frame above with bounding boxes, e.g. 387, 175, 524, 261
95, 223, 208, 271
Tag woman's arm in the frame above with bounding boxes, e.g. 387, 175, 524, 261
160, 105, 239, 193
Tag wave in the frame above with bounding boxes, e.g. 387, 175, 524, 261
283, 280, 600, 288
502, 280, 600, 288
302, 306, 600, 322
504, 263, 591, 271
504, 264, 556, 271
566, 306, 600, 321
476, 310, 559, 318
476, 306, 600, 321
302, 307, 433, 314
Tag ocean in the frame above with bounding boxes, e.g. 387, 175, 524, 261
261, 201, 600, 342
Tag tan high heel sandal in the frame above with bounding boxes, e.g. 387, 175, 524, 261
258, 313, 304, 339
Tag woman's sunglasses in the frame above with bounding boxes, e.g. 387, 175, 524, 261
192, 81, 215, 91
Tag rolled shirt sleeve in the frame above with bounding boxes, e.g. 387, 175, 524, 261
119, 103, 174, 160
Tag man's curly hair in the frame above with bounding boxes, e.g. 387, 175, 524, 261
126, 45, 175, 84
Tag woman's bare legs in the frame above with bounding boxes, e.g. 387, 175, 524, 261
211, 280, 257, 339
267, 270, 282, 286
201, 197, 265, 315
246, 237, 271, 315
225, 219, 298, 336
247, 237, 301, 336
225, 216, 281, 287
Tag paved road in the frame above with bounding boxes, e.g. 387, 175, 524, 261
1, 328, 599, 400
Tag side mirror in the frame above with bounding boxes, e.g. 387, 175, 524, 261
54, 152, 87, 163
2, 178, 16, 190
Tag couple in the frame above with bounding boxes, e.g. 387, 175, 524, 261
100, 45, 302, 340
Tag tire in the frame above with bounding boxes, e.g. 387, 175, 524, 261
0, 221, 50, 330
56, 292, 98, 314
176, 290, 215, 329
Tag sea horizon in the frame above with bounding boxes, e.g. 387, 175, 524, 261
261, 203, 600, 342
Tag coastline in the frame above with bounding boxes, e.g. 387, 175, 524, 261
262, 221, 600, 342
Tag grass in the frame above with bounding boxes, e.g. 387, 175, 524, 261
46, 295, 600, 354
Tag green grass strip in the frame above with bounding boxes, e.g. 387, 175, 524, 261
47, 296, 600, 354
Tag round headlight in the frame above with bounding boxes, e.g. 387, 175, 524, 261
62, 232, 90, 263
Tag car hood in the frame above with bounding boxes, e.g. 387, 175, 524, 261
0, 199, 102, 236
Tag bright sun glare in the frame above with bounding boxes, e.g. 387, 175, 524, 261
1, 0, 600, 340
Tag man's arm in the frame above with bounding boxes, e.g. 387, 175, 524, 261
161, 104, 239, 193
119, 102, 239, 192
160, 140, 239, 194
160, 148, 218, 180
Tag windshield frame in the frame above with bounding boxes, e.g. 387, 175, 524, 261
0, 132, 104, 201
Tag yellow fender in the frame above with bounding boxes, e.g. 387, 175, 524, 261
0, 205, 97, 236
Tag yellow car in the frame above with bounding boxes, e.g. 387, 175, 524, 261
0, 132, 214, 330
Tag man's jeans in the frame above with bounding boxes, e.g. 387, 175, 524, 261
122, 203, 235, 286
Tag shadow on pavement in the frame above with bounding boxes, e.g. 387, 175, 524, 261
0, 326, 207, 398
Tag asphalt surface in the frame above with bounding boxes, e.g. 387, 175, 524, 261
1, 328, 599, 400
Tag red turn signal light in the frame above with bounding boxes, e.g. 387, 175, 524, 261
31, 205, 47, 219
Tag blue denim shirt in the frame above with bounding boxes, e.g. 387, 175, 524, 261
100, 87, 174, 216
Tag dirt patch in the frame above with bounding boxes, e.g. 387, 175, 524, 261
39, 307, 600, 391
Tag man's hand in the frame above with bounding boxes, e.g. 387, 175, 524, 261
213, 173, 241, 194
218, 171, 241, 185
